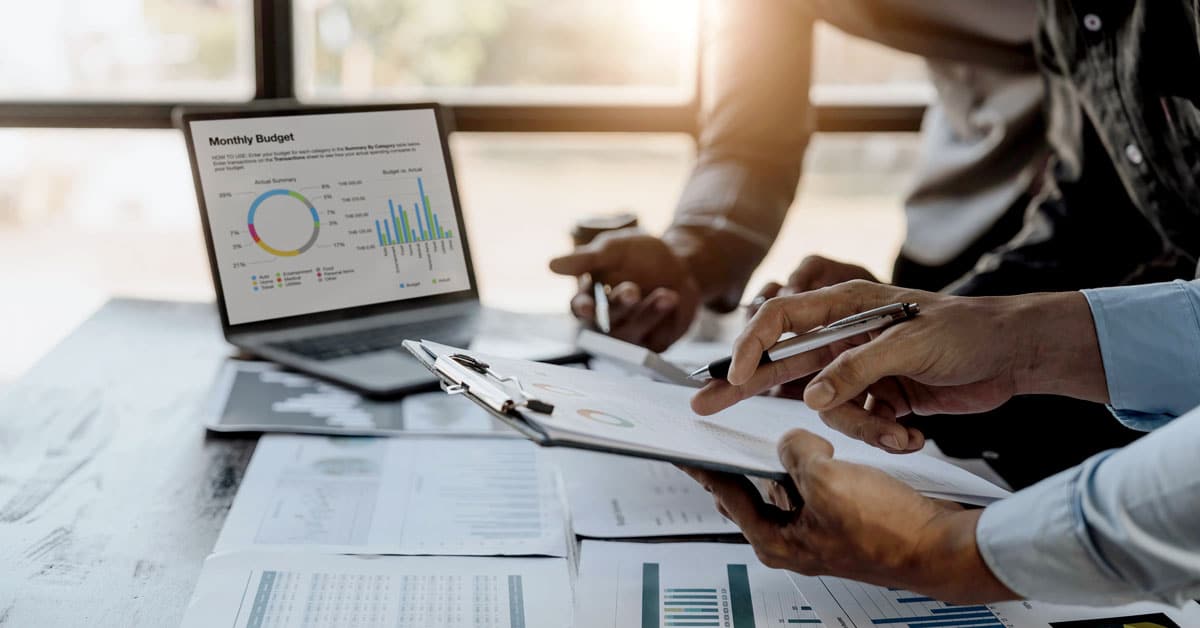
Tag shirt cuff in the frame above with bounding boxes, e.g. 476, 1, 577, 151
1082, 280, 1200, 426
976, 454, 1139, 606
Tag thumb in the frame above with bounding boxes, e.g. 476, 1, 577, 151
777, 429, 835, 496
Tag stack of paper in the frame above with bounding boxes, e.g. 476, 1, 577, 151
181, 340, 1200, 628
181, 435, 575, 627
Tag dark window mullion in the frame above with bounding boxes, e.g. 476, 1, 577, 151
255, 0, 295, 100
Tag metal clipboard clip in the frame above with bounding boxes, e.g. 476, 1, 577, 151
433, 353, 555, 415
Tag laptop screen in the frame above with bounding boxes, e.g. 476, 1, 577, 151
188, 107, 473, 326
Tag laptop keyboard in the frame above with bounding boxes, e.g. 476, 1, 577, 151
269, 319, 471, 362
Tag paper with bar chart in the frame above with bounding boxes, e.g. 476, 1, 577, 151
575, 541, 826, 628
189, 108, 471, 325
180, 552, 572, 628
213, 435, 569, 557
788, 574, 1200, 628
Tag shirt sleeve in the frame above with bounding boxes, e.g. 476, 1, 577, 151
663, 0, 814, 312
976, 407, 1200, 607
1082, 279, 1200, 429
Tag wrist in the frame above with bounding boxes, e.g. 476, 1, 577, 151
915, 509, 1018, 604
1010, 292, 1108, 403
661, 227, 735, 309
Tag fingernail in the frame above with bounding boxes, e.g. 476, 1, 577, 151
805, 380, 835, 407
881, 434, 901, 450
620, 292, 637, 306
656, 296, 674, 311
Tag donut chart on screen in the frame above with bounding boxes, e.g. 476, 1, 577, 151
247, 189, 321, 257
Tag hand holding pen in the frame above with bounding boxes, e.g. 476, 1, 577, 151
690, 302, 920, 381
549, 232, 702, 352
690, 281, 1077, 454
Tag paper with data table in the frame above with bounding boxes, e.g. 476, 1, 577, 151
214, 435, 570, 557
411, 341, 1010, 506
180, 551, 572, 628
575, 541, 827, 628
554, 449, 739, 538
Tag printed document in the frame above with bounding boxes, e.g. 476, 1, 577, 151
181, 551, 572, 628
215, 435, 569, 557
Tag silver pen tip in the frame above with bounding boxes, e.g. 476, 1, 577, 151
687, 367, 710, 381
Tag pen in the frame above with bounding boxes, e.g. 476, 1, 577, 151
593, 280, 612, 334
688, 302, 920, 381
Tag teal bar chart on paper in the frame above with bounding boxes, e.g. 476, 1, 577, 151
576, 542, 825, 628
796, 577, 1003, 628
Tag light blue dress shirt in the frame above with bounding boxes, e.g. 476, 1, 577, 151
976, 279, 1200, 606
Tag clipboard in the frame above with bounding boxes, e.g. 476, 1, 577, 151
403, 339, 1012, 506
403, 339, 792, 481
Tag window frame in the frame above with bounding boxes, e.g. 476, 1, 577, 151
0, 0, 922, 134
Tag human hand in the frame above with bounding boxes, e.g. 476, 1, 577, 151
747, 255, 877, 316
549, 230, 702, 352
680, 430, 1017, 603
691, 281, 1106, 452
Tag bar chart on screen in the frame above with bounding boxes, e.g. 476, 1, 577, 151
373, 176, 456, 245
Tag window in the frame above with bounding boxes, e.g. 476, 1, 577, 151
294, 0, 699, 104
0, 1, 930, 381
811, 23, 932, 105
0, 0, 255, 101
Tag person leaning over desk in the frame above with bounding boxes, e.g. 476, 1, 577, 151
681, 277, 1200, 605
674, 0, 1200, 603
549, 0, 1181, 490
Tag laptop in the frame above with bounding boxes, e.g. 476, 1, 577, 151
181, 103, 575, 397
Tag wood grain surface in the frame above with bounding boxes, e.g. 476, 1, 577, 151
0, 300, 253, 627
0, 299, 580, 627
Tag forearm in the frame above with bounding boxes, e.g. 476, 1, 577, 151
667, 0, 813, 311
976, 409, 1200, 606
662, 214, 775, 310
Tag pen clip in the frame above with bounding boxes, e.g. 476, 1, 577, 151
826, 303, 915, 329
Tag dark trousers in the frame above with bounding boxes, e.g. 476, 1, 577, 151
891, 207, 1142, 489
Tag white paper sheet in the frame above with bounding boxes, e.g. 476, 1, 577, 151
791, 572, 1200, 628
180, 551, 573, 628
554, 449, 739, 538
214, 435, 570, 557
422, 342, 1011, 505
575, 540, 827, 628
